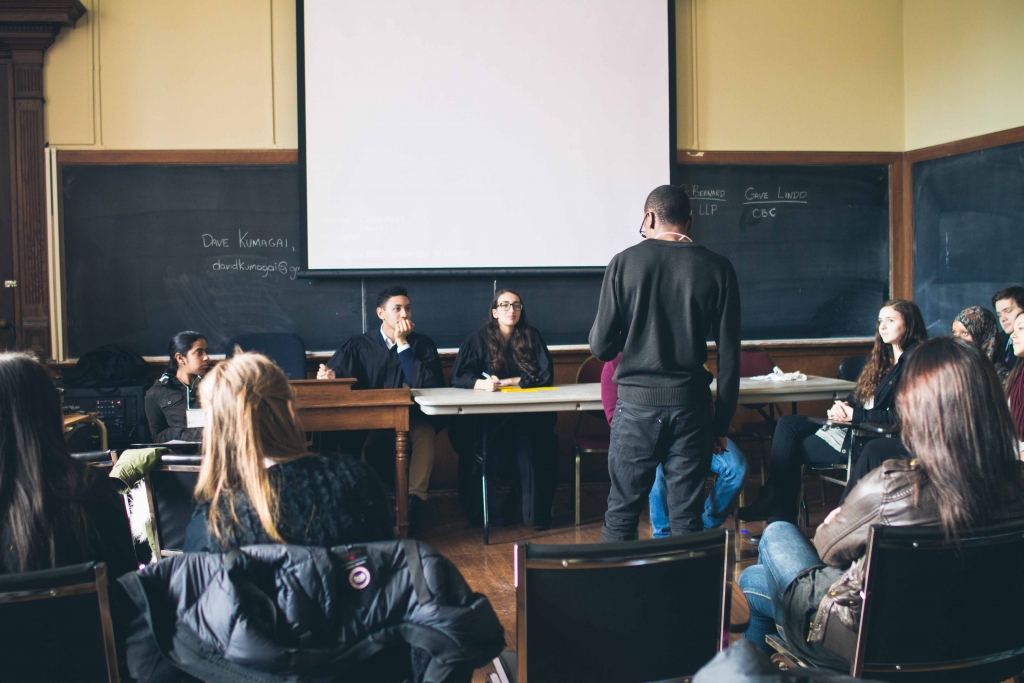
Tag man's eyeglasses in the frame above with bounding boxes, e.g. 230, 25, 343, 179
639, 216, 649, 238
496, 302, 523, 311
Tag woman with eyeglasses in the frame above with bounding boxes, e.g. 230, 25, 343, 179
450, 289, 558, 529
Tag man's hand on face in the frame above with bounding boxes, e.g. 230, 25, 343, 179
394, 319, 415, 345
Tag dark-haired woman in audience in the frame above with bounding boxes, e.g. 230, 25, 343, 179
1006, 311, 1024, 459
183, 352, 393, 551
0, 353, 136, 576
740, 337, 1024, 667
740, 300, 928, 523
144, 330, 210, 442
952, 305, 1008, 383
450, 289, 558, 529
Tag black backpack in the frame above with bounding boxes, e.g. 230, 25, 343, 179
61, 344, 152, 388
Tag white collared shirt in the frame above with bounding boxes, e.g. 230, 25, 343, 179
381, 325, 411, 353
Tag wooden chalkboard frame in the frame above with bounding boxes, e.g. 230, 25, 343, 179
901, 124, 1024, 297
54, 149, 299, 361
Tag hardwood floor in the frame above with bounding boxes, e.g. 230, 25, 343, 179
416, 469, 844, 683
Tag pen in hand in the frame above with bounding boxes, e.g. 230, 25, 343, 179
482, 372, 503, 386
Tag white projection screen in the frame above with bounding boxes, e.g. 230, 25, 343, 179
299, 0, 672, 272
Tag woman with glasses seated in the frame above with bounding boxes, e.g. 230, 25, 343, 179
450, 289, 558, 529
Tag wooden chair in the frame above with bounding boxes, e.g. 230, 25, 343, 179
494, 529, 735, 683
0, 562, 120, 682
144, 454, 202, 558
731, 348, 790, 487
767, 519, 1024, 682
572, 355, 610, 526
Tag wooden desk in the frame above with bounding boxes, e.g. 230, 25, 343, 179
290, 380, 415, 538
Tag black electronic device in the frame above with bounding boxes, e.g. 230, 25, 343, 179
61, 386, 149, 449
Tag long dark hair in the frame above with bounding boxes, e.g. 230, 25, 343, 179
485, 289, 540, 381
0, 353, 91, 571
853, 299, 928, 403
166, 331, 205, 375
898, 337, 1022, 537
1004, 311, 1024, 400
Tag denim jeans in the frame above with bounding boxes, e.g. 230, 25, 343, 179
602, 398, 713, 541
650, 438, 748, 537
738, 521, 824, 653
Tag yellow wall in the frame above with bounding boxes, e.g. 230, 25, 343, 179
903, 0, 1024, 150
41, 0, 1024, 153
685, 0, 905, 152
44, 0, 298, 149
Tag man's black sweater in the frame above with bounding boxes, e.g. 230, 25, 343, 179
589, 239, 741, 436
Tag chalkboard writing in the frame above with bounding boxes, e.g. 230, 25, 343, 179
60, 164, 601, 357
677, 164, 890, 339
913, 139, 1024, 336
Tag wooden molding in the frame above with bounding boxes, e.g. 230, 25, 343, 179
0, 0, 87, 356
58, 149, 299, 166
677, 150, 902, 165
0, 2, 85, 27
904, 125, 1024, 164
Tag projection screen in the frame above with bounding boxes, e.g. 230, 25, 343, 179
299, 0, 673, 272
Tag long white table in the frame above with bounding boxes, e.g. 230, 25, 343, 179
412, 376, 855, 415
413, 376, 854, 543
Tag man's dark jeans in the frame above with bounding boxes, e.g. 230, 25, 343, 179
602, 398, 713, 541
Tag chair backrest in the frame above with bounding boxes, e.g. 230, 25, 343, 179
739, 349, 774, 378
837, 355, 868, 382
70, 449, 116, 465
575, 355, 605, 384
855, 519, 1024, 681
225, 333, 307, 380
516, 529, 733, 683
145, 455, 202, 556
0, 562, 119, 682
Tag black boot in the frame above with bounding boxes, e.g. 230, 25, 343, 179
737, 484, 778, 522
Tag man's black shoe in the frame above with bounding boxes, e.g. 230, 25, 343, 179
737, 486, 776, 522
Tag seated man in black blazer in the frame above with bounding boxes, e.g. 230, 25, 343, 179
318, 285, 444, 533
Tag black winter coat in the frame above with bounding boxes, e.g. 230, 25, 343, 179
118, 541, 505, 683
144, 374, 203, 443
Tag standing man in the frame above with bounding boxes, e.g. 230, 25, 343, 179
993, 286, 1024, 366
317, 285, 445, 534
590, 185, 741, 540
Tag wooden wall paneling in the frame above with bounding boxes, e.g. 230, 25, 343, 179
0, 61, 13, 350
0, 1, 86, 357
57, 149, 300, 165
890, 156, 913, 300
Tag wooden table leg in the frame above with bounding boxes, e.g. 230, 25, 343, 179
395, 429, 410, 539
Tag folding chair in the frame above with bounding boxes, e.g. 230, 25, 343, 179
572, 355, 610, 526
0, 562, 120, 682
768, 519, 1024, 682
144, 454, 202, 557
494, 529, 735, 683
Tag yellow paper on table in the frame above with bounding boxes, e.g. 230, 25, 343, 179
498, 386, 558, 393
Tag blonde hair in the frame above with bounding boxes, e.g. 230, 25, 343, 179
194, 351, 309, 544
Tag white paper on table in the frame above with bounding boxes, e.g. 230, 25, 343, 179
748, 366, 807, 382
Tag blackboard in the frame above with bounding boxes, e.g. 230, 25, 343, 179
677, 164, 891, 339
912, 139, 1024, 336
62, 161, 893, 358
60, 164, 603, 357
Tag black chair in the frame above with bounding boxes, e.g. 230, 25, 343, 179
0, 562, 120, 682
768, 519, 1024, 682
837, 355, 868, 383
144, 454, 202, 557
495, 529, 735, 683
226, 332, 307, 379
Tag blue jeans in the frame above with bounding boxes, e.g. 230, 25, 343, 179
602, 398, 713, 541
738, 521, 824, 653
650, 438, 748, 537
